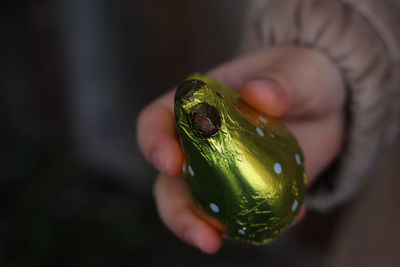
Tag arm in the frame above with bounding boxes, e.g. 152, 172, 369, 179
241, 0, 400, 210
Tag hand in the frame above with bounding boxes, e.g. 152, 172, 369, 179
137, 46, 346, 253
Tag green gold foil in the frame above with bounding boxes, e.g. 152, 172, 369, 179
174, 74, 306, 244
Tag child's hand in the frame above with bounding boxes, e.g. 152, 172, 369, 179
137, 46, 346, 254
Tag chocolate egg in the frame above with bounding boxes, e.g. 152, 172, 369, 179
174, 74, 306, 243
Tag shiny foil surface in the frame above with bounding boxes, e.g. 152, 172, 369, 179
174, 74, 306, 243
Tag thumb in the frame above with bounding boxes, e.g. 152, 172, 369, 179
209, 46, 345, 119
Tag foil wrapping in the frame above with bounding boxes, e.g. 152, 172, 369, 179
174, 74, 306, 243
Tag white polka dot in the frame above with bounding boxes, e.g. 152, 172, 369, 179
182, 163, 186, 173
292, 200, 299, 211
238, 229, 246, 235
209, 203, 219, 213
188, 165, 195, 176
274, 163, 282, 174
295, 154, 301, 165
256, 127, 264, 137
258, 116, 268, 124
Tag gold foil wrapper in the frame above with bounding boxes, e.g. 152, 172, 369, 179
174, 74, 306, 243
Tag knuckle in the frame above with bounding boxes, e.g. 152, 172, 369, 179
152, 175, 162, 199
136, 104, 153, 130
136, 104, 158, 155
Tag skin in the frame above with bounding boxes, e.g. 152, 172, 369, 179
137, 46, 346, 254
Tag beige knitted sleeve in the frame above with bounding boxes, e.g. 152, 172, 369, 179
240, 0, 400, 210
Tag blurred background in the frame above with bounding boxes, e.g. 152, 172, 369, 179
1, 1, 399, 266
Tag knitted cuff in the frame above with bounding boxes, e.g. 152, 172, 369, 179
240, 0, 400, 210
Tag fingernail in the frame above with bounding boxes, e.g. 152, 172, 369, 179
184, 228, 200, 248
152, 149, 164, 174
244, 77, 289, 117
253, 77, 282, 94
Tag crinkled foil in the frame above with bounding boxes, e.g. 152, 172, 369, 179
174, 73, 306, 244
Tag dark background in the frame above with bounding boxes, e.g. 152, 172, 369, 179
2, 1, 398, 266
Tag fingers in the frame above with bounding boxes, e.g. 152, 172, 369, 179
154, 173, 222, 254
136, 90, 183, 177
